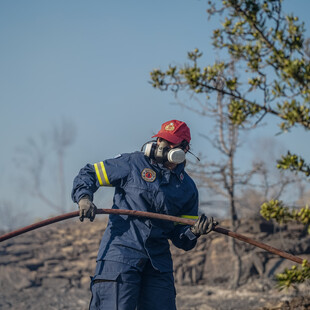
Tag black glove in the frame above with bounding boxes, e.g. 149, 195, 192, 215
190, 214, 218, 236
78, 196, 97, 222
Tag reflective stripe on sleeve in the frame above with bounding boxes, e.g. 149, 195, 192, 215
94, 162, 111, 186
180, 215, 199, 220
175, 215, 199, 225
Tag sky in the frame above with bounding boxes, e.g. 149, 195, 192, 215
1, 0, 310, 226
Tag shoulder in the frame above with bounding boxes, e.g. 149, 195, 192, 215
124, 151, 149, 164
106, 151, 147, 166
182, 170, 198, 194
129, 151, 145, 159
106, 151, 140, 162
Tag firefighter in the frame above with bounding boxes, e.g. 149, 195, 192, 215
71, 120, 217, 310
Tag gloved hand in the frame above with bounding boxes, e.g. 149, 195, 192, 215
190, 214, 218, 236
78, 196, 97, 222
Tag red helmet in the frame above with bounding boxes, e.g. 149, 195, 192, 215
152, 120, 191, 144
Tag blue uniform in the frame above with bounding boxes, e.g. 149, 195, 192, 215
71, 151, 199, 309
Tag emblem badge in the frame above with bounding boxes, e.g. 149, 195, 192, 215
180, 173, 184, 181
141, 168, 156, 182
165, 122, 175, 131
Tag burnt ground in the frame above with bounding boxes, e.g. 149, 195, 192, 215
0, 217, 309, 309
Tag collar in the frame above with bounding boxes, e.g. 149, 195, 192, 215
172, 162, 185, 182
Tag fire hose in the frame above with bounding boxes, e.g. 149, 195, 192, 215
0, 208, 307, 266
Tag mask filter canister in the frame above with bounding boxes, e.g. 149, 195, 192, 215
167, 148, 186, 164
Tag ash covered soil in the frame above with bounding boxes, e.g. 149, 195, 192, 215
0, 217, 309, 310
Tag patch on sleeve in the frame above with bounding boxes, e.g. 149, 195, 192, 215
141, 168, 156, 182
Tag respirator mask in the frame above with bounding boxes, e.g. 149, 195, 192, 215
142, 140, 187, 165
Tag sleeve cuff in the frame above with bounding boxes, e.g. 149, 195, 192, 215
184, 227, 198, 241
77, 192, 93, 203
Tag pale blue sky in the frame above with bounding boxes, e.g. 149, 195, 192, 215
1, 0, 310, 223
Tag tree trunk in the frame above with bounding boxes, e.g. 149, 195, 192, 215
229, 152, 242, 289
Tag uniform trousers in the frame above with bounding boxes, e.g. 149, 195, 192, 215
89, 259, 176, 310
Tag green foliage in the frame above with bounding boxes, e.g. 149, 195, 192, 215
150, 49, 227, 95
296, 206, 310, 230
229, 98, 262, 125
276, 260, 310, 289
150, 0, 310, 130
260, 200, 310, 233
277, 151, 310, 176
260, 199, 293, 223
261, 200, 310, 288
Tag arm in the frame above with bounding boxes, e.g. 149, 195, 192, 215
169, 189, 199, 251
71, 154, 131, 204
71, 164, 100, 203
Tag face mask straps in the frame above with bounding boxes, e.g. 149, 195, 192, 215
155, 140, 170, 163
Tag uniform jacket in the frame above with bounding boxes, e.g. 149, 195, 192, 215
71, 151, 199, 272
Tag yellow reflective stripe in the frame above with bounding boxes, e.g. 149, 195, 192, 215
94, 162, 111, 186
180, 215, 199, 220
100, 161, 111, 186
94, 163, 103, 186
174, 215, 198, 225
